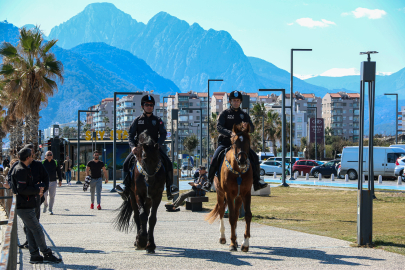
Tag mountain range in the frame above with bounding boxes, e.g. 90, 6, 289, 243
1, 2, 404, 136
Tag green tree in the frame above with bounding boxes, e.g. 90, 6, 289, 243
208, 113, 219, 154
0, 26, 64, 158
102, 117, 110, 129
183, 134, 199, 154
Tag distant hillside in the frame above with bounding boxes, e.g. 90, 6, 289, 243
48, 2, 330, 95
1, 22, 181, 130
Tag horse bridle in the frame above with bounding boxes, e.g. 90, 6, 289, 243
232, 132, 249, 166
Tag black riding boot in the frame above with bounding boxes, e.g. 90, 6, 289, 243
202, 163, 217, 192
252, 162, 268, 191
166, 169, 179, 200
116, 172, 131, 201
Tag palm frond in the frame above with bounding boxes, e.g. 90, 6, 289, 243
41, 39, 57, 54
0, 42, 18, 58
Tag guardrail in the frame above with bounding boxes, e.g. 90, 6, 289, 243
0, 184, 17, 270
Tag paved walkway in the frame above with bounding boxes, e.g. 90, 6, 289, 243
17, 183, 405, 269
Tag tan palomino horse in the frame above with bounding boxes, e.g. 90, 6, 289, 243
206, 122, 253, 252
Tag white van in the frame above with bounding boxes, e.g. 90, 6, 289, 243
390, 144, 405, 150
340, 146, 405, 180
257, 152, 275, 162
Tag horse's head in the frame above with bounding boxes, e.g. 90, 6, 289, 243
137, 130, 160, 174
231, 122, 251, 169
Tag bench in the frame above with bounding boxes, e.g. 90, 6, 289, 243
185, 196, 209, 212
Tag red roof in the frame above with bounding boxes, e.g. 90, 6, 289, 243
197, 93, 208, 97
330, 93, 341, 98
213, 92, 226, 95
302, 94, 315, 98
246, 93, 258, 97
347, 93, 360, 98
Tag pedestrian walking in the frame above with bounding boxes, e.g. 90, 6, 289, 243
12, 147, 62, 264
86, 150, 108, 210
42, 151, 62, 215
63, 156, 73, 185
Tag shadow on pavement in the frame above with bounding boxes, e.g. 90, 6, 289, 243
58, 265, 114, 270
151, 246, 283, 266
255, 246, 385, 266
53, 246, 106, 254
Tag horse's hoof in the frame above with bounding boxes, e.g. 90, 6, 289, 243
235, 241, 238, 248
219, 238, 226, 245
146, 249, 155, 254
229, 245, 237, 252
241, 246, 249, 252
136, 246, 146, 250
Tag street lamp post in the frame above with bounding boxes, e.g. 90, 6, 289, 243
384, 93, 398, 144
77, 110, 98, 184
207, 79, 223, 169
291, 49, 312, 178
259, 89, 288, 187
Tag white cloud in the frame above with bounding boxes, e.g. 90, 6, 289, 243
296, 18, 336, 28
342, 7, 387, 19
287, 22, 294, 26
398, 7, 405, 13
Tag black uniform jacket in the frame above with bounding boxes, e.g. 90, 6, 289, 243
11, 162, 40, 209
217, 107, 254, 146
128, 113, 167, 148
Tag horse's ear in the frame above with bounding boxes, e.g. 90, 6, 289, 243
154, 143, 159, 149
232, 124, 238, 134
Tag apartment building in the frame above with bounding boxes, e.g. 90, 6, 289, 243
211, 92, 227, 115
258, 94, 278, 104
322, 92, 360, 141
86, 91, 160, 132
165, 91, 208, 158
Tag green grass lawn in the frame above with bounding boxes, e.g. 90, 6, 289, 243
201, 186, 405, 255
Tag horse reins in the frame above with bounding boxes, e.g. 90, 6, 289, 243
136, 160, 163, 198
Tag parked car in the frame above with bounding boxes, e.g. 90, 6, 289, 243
341, 146, 405, 180
266, 157, 303, 167
292, 160, 322, 175
394, 156, 405, 177
181, 162, 193, 170
260, 160, 290, 176
257, 152, 275, 162
310, 159, 341, 178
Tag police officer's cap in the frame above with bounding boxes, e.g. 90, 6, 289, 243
229, 90, 243, 101
141, 95, 155, 106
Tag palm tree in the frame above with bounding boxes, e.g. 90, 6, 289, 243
264, 110, 282, 154
0, 26, 64, 157
250, 102, 266, 132
0, 106, 6, 162
102, 116, 110, 132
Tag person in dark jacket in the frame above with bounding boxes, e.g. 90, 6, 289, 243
42, 151, 62, 215
2, 157, 10, 168
12, 147, 62, 264
17, 144, 50, 249
116, 94, 179, 201
203, 90, 268, 192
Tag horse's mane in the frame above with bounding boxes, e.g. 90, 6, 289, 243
231, 123, 250, 144
138, 130, 155, 147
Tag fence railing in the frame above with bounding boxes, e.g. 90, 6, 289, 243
0, 184, 17, 270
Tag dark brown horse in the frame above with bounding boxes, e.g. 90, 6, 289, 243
114, 130, 166, 254
206, 122, 253, 252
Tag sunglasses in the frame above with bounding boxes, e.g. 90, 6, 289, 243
143, 103, 154, 107
46, 154, 53, 156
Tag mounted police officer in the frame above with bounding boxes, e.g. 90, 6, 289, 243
116, 94, 179, 200
203, 90, 268, 191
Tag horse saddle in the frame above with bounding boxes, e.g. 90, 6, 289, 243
215, 147, 231, 182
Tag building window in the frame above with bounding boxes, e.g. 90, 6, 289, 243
343, 110, 346, 114
298, 117, 302, 122
297, 125, 302, 130
343, 116, 346, 121
349, 116, 353, 120
297, 132, 302, 138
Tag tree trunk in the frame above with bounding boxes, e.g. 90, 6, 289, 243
16, 119, 24, 153
30, 113, 40, 159
24, 116, 31, 145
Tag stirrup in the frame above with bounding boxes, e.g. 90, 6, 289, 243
116, 184, 125, 193
202, 182, 212, 192
170, 185, 179, 196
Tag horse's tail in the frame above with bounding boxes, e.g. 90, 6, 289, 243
205, 203, 220, 224
114, 200, 133, 232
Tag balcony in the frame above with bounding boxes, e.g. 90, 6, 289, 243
332, 117, 343, 122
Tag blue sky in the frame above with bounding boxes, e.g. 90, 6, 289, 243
1, 0, 405, 77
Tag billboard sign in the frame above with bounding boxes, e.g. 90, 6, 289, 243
309, 118, 324, 144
